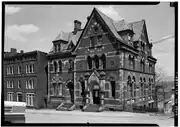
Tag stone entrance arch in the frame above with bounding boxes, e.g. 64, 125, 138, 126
88, 80, 100, 104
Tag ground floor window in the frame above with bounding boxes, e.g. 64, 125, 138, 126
52, 83, 62, 96
26, 93, 35, 106
7, 92, 13, 101
110, 81, 116, 98
17, 93, 23, 102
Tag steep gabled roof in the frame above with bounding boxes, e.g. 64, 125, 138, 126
72, 8, 149, 53
95, 8, 124, 42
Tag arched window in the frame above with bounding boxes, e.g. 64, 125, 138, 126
53, 61, 57, 72
87, 56, 92, 69
140, 77, 143, 97
149, 78, 151, 96
133, 76, 136, 98
94, 55, 99, 69
58, 60, 62, 72
101, 54, 106, 69
127, 76, 132, 98
143, 78, 146, 96
110, 80, 116, 99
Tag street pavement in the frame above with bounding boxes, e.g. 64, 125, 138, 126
25, 109, 174, 127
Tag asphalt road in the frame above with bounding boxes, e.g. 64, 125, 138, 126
25, 109, 174, 127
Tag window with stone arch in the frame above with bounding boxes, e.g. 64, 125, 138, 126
127, 76, 132, 98
58, 60, 62, 72
140, 77, 143, 97
53, 61, 57, 72
87, 56, 92, 69
101, 54, 106, 69
94, 55, 99, 69
149, 78, 152, 96
132, 76, 136, 98
143, 77, 146, 96
109, 76, 116, 99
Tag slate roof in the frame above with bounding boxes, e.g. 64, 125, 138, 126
51, 30, 83, 53
113, 19, 133, 32
52, 8, 148, 54
95, 8, 124, 42
53, 31, 69, 42
95, 8, 145, 42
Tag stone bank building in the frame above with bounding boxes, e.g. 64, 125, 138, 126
47, 8, 157, 111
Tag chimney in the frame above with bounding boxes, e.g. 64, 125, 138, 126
10, 48, 17, 54
20, 50, 24, 54
74, 20, 81, 32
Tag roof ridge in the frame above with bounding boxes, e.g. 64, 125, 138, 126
128, 20, 144, 25
94, 7, 114, 22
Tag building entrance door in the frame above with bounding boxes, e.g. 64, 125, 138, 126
92, 89, 100, 104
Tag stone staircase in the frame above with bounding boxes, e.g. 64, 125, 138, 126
82, 104, 102, 112
56, 103, 75, 111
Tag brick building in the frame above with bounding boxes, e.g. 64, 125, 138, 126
4, 48, 48, 109
47, 8, 157, 111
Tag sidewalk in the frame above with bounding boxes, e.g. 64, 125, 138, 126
25, 109, 151, 117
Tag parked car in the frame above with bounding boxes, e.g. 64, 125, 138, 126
4, 101, 26, 124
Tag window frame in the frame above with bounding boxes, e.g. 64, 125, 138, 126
7, 92, 13, 101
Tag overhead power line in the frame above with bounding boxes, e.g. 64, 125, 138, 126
152, 35, 174, 45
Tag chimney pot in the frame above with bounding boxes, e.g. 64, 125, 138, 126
74, 20, 81, 32
10, 48, 17, 53
20, 50, 24, 54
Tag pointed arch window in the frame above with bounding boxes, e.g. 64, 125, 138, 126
101, 54, 106, 69
133, 76, 136, 98
53, 61, 57, 72
58, 60, 62, 72
149, 78, 152, 96
140, 77, 143, 97
140, 58, 145, 72
143, 78, 146, 96
87, 56, 92, 69
127, 76, 132, 98
94, 55, 99, 69
129, 55, 135, 70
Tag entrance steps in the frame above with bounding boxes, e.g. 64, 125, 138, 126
82, 104, 104, 112
56, 103, 75, 111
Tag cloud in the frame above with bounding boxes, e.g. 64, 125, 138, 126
153, 35, 174, 76
97, 5, 123, 21
5, 5, 22, 15
5, 24, 40, 42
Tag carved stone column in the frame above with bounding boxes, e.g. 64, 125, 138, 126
47, 61, 51, 102
84, 72, 90, 105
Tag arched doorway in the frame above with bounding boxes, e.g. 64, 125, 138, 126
66, 80, 74, 103
89, 80, 100, 104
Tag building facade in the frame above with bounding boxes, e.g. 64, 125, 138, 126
47, 8, 157, 111
4, 48, 48, 109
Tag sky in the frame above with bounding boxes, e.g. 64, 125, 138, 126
4, 2, 175, 77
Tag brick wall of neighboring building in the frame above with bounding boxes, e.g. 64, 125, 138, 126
4, 50, 48, 109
